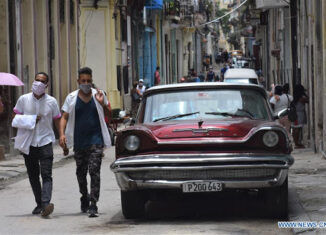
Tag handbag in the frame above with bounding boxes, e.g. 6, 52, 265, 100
286, 95, 297, 122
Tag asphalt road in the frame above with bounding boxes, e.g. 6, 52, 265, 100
0, 146, 296, 234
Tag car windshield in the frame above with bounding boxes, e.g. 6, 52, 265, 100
143, 89, 269, 123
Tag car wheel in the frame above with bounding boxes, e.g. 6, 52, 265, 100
263, 177, 288, 219
121, 191, 147, 219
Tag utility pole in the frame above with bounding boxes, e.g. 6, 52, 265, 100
290, 0, 299, 86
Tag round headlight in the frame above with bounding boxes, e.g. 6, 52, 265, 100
262, 131, 279, 148
124, 135, 140, 151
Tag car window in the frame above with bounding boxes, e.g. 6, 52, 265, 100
143, 89, 269, 123
225, 78, 258, 85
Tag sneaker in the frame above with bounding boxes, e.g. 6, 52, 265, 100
41, 203, 54, 217
32, 205, 43, 215
81, 195, 90, 213
88, 204, 98, 218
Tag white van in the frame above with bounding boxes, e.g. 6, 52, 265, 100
223, 68, 259, 85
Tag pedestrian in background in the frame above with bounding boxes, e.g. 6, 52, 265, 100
270, 85, 292, 135
59, 67, 111, 217
198, 71, 205, 82
154, 66, 160, 86
13, 72, 61, 217
136, 79, 146, 95
206, 67, 216, 82
179, 77, 187, 83
220, 63, 229, 82
292, 84, 309, 148
131, 81, 141, 118
222, 49, 229, 63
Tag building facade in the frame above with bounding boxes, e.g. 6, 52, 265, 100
0, 0, 79, 153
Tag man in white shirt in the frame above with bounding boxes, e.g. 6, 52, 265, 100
136, 79, 146, 95
59, 67, 111, 217
270, 85, 293, 134
13, 72, 61, 217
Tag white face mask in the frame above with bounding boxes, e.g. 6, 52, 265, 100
79, 84, 92, 94
32, 81, 47, 96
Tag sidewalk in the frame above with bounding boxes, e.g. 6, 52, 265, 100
0, 142, 71, 183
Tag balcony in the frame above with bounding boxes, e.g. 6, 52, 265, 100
255, 0, 288, 9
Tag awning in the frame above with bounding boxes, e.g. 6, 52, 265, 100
145, 0, 163, 9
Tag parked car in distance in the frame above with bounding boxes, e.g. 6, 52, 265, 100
232, 59, 250, 68
110, 83, 294, 219
224, 68, 259, 85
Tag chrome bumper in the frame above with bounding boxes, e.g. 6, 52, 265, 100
110, 153, 294, 191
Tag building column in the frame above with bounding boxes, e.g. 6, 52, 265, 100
322, 0, 326, 154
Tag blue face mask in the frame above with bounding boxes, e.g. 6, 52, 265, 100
79, 84, 92, 94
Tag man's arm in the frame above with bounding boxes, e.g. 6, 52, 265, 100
59, 112, 69, 149
103, 104, 111, 121
95, 89, 111, 118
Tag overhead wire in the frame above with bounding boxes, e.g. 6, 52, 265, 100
198, 0, 249, 27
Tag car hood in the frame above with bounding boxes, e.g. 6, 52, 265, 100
136, 119, 273, 139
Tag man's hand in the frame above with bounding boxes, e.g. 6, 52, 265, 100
59, 135, 69, 156
59, 112, 69, 156
36, 115, 41, 123
95, 89, 105, 107
59, 135, 67, 149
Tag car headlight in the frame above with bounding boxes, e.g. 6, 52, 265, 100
124, 135, 140, 151
262, 131, 279, 148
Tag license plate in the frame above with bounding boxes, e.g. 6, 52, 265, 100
182, 181, 223, 193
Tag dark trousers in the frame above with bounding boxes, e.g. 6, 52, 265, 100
23, 143, 53, 207
74, 145, 103, 203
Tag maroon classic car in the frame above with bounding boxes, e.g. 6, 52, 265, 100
111, 83, 294, 219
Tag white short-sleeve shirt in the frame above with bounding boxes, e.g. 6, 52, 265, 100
270, 94, 293, 114
14, 93, 61, 147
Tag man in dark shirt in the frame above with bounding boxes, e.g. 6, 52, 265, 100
206, 67, 216, 82
59, 67, 111, 217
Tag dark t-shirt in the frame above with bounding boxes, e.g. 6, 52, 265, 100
207, 71, 215, 81
74, 96, 103, 151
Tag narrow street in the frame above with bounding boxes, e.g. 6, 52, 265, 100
1, 146, 325, 234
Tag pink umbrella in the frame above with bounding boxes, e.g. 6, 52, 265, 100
0, 72, 24, 86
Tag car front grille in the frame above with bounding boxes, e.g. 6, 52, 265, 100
127, 168, 279, 181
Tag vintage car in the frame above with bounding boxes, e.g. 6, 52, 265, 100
110, 83, 294, 219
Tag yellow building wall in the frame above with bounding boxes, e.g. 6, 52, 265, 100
108, 0, 121, 109
79, 1, 121, 109
21, 0, 36, 88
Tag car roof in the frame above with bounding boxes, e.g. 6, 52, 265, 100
224, 68, 258, 79
143, 82, 267, 99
